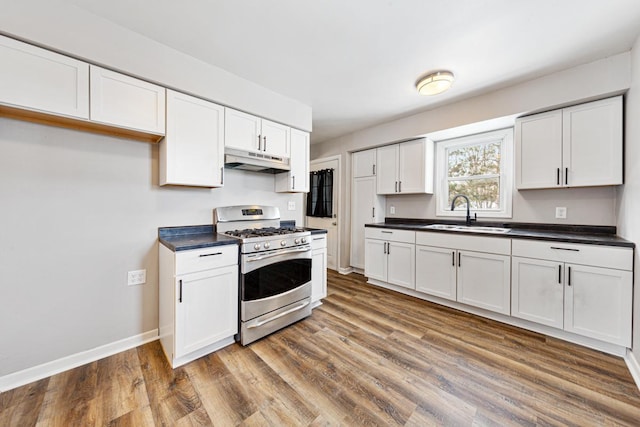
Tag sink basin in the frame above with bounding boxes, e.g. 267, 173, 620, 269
423, 224, 511, 234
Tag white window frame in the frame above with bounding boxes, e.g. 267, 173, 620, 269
435, 128, 513, 219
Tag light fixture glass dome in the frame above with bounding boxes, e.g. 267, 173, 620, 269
416, 71, 455, 96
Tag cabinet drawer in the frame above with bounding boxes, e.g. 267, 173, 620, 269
365, 227, 415, 244
511, 239, 632, 271
175, 245, 238, 275
416, 232, 510, 255
311, 234, 327, 250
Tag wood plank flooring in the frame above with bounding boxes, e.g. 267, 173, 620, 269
2, 270, 640, 426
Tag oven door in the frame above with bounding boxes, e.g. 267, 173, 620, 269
240, 245, 312, 319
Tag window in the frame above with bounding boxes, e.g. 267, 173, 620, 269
435, 128, 513, 218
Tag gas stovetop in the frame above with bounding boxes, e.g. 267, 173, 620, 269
224, 226, 307, 239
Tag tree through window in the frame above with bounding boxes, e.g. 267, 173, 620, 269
436, 129, 513, 218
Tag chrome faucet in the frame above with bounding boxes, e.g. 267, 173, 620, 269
450, 194, 477, 226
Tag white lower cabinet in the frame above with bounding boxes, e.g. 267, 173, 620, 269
365, 228, 415, 289
311, 234, 328, 306
159, 244, 239, 368
415, 233, 511, 315
512, 239, 633, 347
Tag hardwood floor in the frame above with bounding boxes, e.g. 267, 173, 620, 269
2, 270, 640, 426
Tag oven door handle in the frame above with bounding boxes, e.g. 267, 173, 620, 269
246, 300, 310, 329
247, 246, 311, 262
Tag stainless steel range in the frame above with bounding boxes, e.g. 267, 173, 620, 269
214, 205, 312, 345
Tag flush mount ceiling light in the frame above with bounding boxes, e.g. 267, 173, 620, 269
416, 71, 455, 96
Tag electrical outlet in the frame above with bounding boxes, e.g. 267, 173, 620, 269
555, 207, 567, 219
127, 269, 146, 286
288, 201, 296, 211
390, 206, 396, 214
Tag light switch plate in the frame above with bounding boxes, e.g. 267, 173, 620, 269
555, 207, 567, 219
288, 201, 296, 211
390, 206, 396, 214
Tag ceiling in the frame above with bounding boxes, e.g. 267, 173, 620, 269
64, 0, 640, 144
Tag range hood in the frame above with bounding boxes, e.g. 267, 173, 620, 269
224, 148, 290, 174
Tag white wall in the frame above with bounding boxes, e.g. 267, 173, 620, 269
312, 53, 631, 270
616, 36, 640, 362
0, 118, 304, 377
0, 0, 312, 132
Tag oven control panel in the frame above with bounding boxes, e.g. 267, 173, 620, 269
241, 231, 311, 254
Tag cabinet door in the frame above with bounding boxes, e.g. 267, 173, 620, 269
275, 128, 308, 192
387, 241, 415, 289
350, 176, 382, 269
353, 149, 377, 178
175, 266, 238, 358
364, 238, 387, 281
89, 65, 165, 134
515, 110, 563, 189
161, 90, 224, 187
225, 108, 261, 152
0, 35, 89, 119
261, 119, 290, 157
415, 246, 456, 301
564, 264, 632, 347
398, 139, 432, 194
563, 97, 623, 187
311, 247, 328, 304
511, 257, 564, 329
457, 251, 510, 315
376, 144, 399, 194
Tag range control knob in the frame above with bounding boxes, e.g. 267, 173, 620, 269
281, 240, 287, 246
301, 237, 307, 243
294, 238, 300, 244
254, 243, 261, 250
264, 242, 270, 249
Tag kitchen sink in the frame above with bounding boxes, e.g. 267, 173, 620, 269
422, 224, 511, 234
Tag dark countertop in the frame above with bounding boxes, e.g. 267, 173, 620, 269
159, 223, 327, 252
365, 219, 634, 248
158, 225, 238, 252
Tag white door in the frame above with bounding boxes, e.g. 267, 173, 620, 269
175, 266, 238, 358
563, 97, 623, 187
224, 107, 261, 152
353, 149, 377, 178
511, 257, 564, 329
307, 157, 340, 270
364, 238, 387, 282
416, 245, 457, 301
261, 119, 290, 157
398, 139, 426, 193
376, 144, 399, 194
387, 241, 415, 289
564, 264, 632, 347
515, 110, 563, 189
350, 176, 377, 269
457, 251, 511, 315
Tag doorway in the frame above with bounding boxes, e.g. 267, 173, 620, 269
307, 156, 340, 271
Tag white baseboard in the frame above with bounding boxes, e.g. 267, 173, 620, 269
625, 349, 640, 392
338, 267, 354, 275
0, 329, 159, 392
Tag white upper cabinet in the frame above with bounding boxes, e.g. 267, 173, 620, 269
376, 138, 434, 195
0, 35, 89, 119
160, 90, 225, 188
225, 108, 290, 158
89, 65, 166, 135
276, 128, 309, 192
516, 96, 622, 189
353, 149, 377, 178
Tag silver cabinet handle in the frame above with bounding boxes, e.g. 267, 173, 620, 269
568, 266, 572, 286
558, 264, 562, 284
452, 251, 455, 266
556, 168, 560, 185
395, 181, 398, 192
292, 176, 295, 189
387, 242, 391, 254
372, 164, 376, 175
221, 167, 224, 185
458, 252, 461, 267
565, 167, 569, 185
178, 279, 183, 303
257, 134, 261, 151
372, 207, 375, 218
381, 231, 392, 234
247, 246, 310, 261
399, 181, 402, 192
263, 136, 267, 151
383, 242, 387, 254
247, 300, 310, 329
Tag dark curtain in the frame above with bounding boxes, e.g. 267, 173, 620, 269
306, 169, 333, 217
